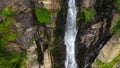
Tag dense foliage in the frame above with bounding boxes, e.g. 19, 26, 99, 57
35, 7, 51, 24
0, 51, 26, 68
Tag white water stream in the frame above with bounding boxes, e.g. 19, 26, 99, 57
64, 0, 78, 68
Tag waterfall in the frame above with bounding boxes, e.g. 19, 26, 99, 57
64, 0, 78, 68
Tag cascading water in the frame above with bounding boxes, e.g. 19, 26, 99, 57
64, 0, 78, 68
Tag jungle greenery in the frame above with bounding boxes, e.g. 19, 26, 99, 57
94, 55, 120, 68
35, 7, 51, 24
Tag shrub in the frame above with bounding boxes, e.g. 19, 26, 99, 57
84, 8, 96, 21
35, 7, 51, 24
0, 51, 26, 68
0, 6, 12, 16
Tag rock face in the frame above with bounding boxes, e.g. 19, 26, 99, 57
75, 0, 115, 67
2, 43, 22, 53
97, 35, 120, 63
0, 0, 119, 68
26, 42, 39, 68
41, 49, 52, 68
37, 0, 60, 10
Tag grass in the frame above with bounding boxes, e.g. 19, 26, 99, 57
0, 51, 26, 68
94, 55, 120, 68
84, 8, 96, 21
35, 7, 51, 24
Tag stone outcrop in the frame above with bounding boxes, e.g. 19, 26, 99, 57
97, 35, 120, 63
0, 0, 119, 68
26, 42, 39, 68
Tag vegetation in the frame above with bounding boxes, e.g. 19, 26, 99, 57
35, 7, 51, 24
84, 8, 96, 21
116, 0, 120, 14
94, 55, 120, 68
111, 18, 120, 34
109, 0, 120, 34
0, 51, 26, 68
0, 6, 17, 47
0, 7, 26, 68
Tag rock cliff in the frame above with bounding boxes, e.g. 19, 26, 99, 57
0, 0, 120, 68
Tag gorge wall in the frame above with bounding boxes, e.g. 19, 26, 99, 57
0, 0, 119, 68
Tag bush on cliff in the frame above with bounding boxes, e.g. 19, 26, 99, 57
35, 7, 51, 24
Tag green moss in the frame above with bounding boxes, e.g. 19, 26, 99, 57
116, 0, 120, 14
94, 55, 120, 68
84, 8, 96, 21
0, 7, 17, 47
0, 51, 26, 68
110, 18, 120, 34
35, 7, 51, 24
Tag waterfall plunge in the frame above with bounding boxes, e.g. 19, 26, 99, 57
64, 0, 78, 68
